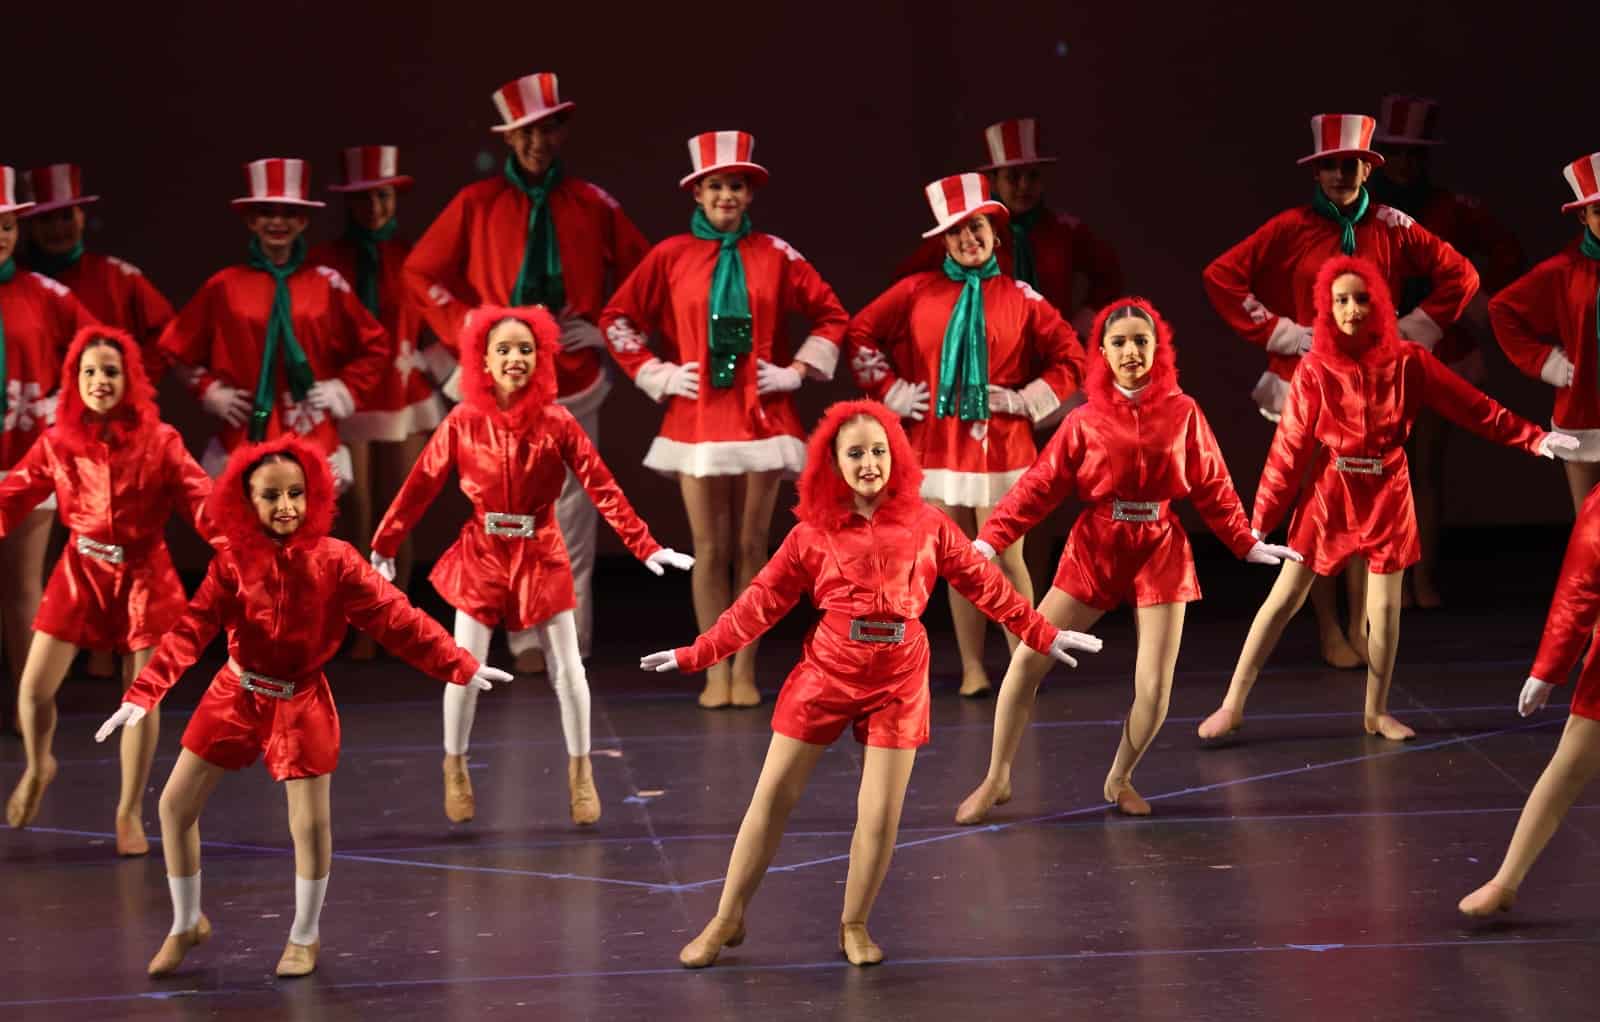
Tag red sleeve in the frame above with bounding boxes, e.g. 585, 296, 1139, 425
1402, 222, 1480, 334
161, 428, 214, 536
124, 560, 228, 711
598, 245, 671, 382
371, 414, 457, 557
1252, 362, 1323, 535
1415, 346, 1545, 455
404, 190, 476, 353
978, 413, 1079, 554
1070, 221, 1125, 312
1021, 284, 1086, 408
336, 544, 479, 684
159, 279, 221, 399
1203, 219, 1287, 348
1532, 487, 1600, 685
937, 516, 1058, 654
1181, 402, 1258, 558
327, 274, 394, 408
676, 527, 811, 671
781, 250, 850, 380
843, 277, 915, 400
557, 409, 662, 562
1488, 260, 1562, 380
0, 439, 58, 536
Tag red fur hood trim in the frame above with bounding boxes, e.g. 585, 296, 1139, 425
52, 326, 157, 449
1082, 297, 1181, 405
794, 400, 924, 528
1311, 254, 1401, 365
458, 304, 561, 430
205, 434, 337, 558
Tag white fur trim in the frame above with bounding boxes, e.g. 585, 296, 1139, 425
633, 359, 675, 403
920, 467, 1028, 508
1019, 378, 1061, 424
1540, 348, 1575, 389
0, 470, 56, 511
557, 368, 613, 418
1035, 388, 1085, 431
642, 436, 806, 479
420, 343, 457, 385
1251, 370, 1290, 419
792, 335, 839, 381
338, 393, 448, 442
1550, 421, 1600, 463
1264, 317, 1310, 356
1396, 307, 1443, 350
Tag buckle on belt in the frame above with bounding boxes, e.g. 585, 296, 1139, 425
484, 512, 536, 538
848, 619, 905, 644
76, 535, 125, 564
1333, 456, 1384, 475
238, 670, 296, 700
1111, 500, 1162, 523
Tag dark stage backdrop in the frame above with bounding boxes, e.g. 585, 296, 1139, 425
6, 1, 1593, 567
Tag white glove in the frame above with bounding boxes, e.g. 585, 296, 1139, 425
1518, 677, 1554, 717
645, 547, 695, 576
469, 664, 513, 692
664, 362, 701, 400
756, 360, 803, 395
986, 384, 1028, 417
883, 379, 930, 421
1540, 349, 1575, 389
441, 366, 463, 403
639, 650, 680, 673
371, 551, 396, 581
1265, 318, 1314, 356
558, 312, 606, 353
307, 379, 355, 420
202, 381, 252, 427
1048, 629, 1103, 668
972, 538, 997, 560
1539, 433, 1581, 460
95, 702, 147, 743
1246, 540, 1304, 565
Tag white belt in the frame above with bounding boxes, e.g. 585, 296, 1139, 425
1333, 456, 1385, 475
484, 512, 537, 538
76, 535, 125, 564
229, 658, 296, 700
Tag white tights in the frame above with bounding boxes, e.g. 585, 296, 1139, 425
444, 611, 590, 758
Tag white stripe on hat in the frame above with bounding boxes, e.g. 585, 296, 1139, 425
960, 174, 983, 215
715, 131, 738, 166
1338, 116, 1364, 151
518, 77, 542, 117
1017, 118, 1038, 161
378, 146, 397, 179
48, 164, 73, 199
249, 160, 269, 198
284, 160, 304, 200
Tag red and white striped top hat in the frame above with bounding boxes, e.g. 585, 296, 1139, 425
1561, 153, 1600, 213
490, 73, 576, 133
327, 146, 415, 193
1372, 95, 1444, 146
978, 118, 1057, 171
921, 173, 1010, 239
0, 166, 35, 216
231, 158, 326, 209
679, 131, 770, 190
20, 164, 99, 216
1296, 113, 1386, 167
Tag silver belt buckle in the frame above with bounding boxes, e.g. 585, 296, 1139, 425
1334, 456, 1384, 475
848, 619, 905, 644
484, 512, 536, 538
239, 670, 296, 700
76, 535, 125, 564
1111, 500, 1162, 523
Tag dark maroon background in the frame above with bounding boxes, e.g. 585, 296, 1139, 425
7, 1, 1593, 563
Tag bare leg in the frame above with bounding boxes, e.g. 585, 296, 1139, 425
729, 471, 784, 707
1344, 559, 1369, 663
279, 774, 333, 975
680, 474, 736, 709
927, 500, 991, 695
1407, 411, 1447, 608
680, 734, 827, 967
148, 749, 226, 976
1309, 573, 1361, 668
1103, 603, 1186, 815
5, 633, 77, 828
1461, 715, 1600, 915
115, 647, 158, 855
956, 588, 1104, 823
838, 745, 918, 965
1361, 569, 1412, 740
0, 508, 52, 732
1563, 460, 1600, 517
1198, 560, 1320, 738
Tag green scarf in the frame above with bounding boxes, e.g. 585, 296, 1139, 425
504, 156, 565, 311
1582, 228, 1600, 392
23, 241, 84, 278
937, 254, 999, 420
1312, 185, 1370, 256
0, 257, 13, 421
689, 208, 753, 389
246, 236, 317, 441
343, 218, 397, 317
1009, 206, 1044, 288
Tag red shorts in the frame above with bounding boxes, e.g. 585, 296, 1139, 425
1053, 506, 1201, 611
431, 521, 575, 632
33, 542, 188, 654
771, 615, 931, 749
180, 663, 341, 781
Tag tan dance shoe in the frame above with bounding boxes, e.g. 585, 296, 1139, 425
729, 679, 762, 708
115, 812, 150, 857
954, 777, 1012, 825
1364, 714, 1416, 741
275, 939, 320, 977
679, 916, 746, 968
6, 756, 58, 829
443, 754, 475, 823
1112, 784, 1151, 816
839, 923, 884, 966
1196, 707, 1242, 741
1458, 881, 1517, 918
147, 914, 212, 977
958, 672, 992, 698
568, 759, 601, 826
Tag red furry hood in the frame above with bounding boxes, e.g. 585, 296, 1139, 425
458, 304, 561, 430
51, 326, 158, 450
1311, 254, 1401, 365
205, 434, 337, 558
1081, 297, 1181, 405
794, 400, 924, 528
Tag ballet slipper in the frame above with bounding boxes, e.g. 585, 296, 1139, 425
1364, 714, 1416, 741
958, 671, 992, 698
1107, 782, 1151, 816
729, 677, 762, 708
1197, 706, 1243, 741
568, 757, 601, 826
697, 675, 731, 710
442, 754, 475, 823
838, 922, 884, 966
1458, 881, 1517, 918
1319, 629, 1363, 670
679, 915, 745, 968
6, 755, 58, 829
275, 938, 320, 977
147, 914, 212, 977
954, 777, 1012, 825
115, 811, 150, 857
513, 648, 547, 676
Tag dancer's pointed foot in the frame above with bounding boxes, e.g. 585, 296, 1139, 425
958, 671, 992, 698
954, 776, 1011, 825
679, 915, 745, 968
1197, 706, 1243, 741
839, 922, 884, 966
697, 674, 731, 710
115, 811, 150, 856
1364, 714, 1415, 741
1108, 783, 1151, 816
442, 754, 475, 823
1320, 628, 1363, 669
1458, 881, 1517, 918
147, 914, 212, 977
568, 756, 601, 826
275, 938, 319, 977
6, 755, 57, 828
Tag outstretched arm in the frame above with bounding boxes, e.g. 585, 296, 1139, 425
558, 410, 666, 563
1416, 346, 1546, 455
337, 545, 485, 685
659, 529, 811, 672
370, 416, 457, 558
1531, 490, 1600, 687
978, 414, 1080, 555
1252, 365, 1323, 536
122, 562, 229, 713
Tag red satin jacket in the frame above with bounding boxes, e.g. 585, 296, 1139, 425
1490, 242, 1600, 430
1531, 482, 1600, 716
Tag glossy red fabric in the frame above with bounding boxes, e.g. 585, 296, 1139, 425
403, 174, 649, 398
32, 252, 175, 382
371, 308, 662, 630
1490, 241, 1600, 429
979, 300, 1256, 609
1253, 256, 1546, 575
1531, 483, 1600, 721
0, 270, 98, 469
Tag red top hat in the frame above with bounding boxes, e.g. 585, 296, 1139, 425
0, 166, 36, 216
679, 131, 769, 190
978, 118, 1057, 171
21, 164, 99, 216
490, 73, 576, 133
1372, 95, 1443, 146
921, 173, 1009, 239
1296, 114, 1385, 167
327, 146, 415, 193
231, 158, 326, 209
1562, 153, 1600, 213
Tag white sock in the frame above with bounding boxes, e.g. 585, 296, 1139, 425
289, 873, 329, 946
541, 612, 591, 757
167, 872, 201, 936
446, 614, 492, 756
